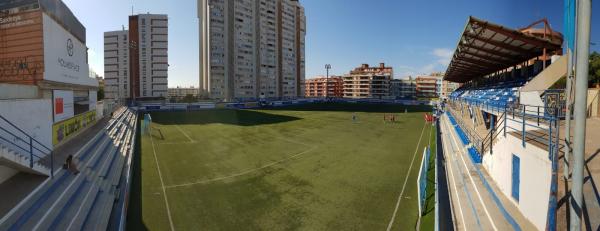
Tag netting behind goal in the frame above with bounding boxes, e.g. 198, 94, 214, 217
417, 146, 431, 216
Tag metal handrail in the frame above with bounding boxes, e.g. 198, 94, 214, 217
0, 114, 53, 176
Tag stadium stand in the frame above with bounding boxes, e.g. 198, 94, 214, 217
442, 16, 565, 230
450, 61, 548, 109
0, 107, 137, 231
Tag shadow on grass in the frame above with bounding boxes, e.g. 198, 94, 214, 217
150, 109, 302, 126
126, 118, 149, 231
263, 102, 433, 113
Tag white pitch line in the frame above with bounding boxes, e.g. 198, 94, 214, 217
386, 122, 427, 231
442, 117, 467, 231
277, 136, 312, 147
150, 133, 176, 231
158, 141, 196, 145
166, 146, 317, 189
445, 115, 498, 231
175, 125, 195, 143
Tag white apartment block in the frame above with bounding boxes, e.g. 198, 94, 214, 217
104, 14, 168, 100
198, 0, 306, 101
104, 30, 129, 100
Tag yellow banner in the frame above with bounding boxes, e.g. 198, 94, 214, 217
52, 110, 96, 145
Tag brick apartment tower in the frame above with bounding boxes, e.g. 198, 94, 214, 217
198, 0, 306, 101
104, 14, 168, 100
304, 77, 344, 98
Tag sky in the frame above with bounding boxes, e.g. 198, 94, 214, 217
63, 0, 599, 87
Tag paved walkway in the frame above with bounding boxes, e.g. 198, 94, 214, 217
440, 114, 536, 231
557, 118, 600, 231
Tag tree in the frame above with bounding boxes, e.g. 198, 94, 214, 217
551, 52, 600, 89
180, 94, 197, 103
589, 51, 600, 87
97, 88, 105, 100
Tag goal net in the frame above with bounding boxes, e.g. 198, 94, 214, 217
417, 146, 431, 216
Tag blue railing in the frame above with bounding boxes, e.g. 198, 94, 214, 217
0, 114, 54, 176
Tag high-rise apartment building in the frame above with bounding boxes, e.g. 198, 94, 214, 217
104, 14, 168, 100
343, 63, 392, 99
104, 30, 129, 100
198, 0, 306, 101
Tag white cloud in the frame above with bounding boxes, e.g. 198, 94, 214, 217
395, 48, 453, 78
87, 48, 104, 76
432, 48, 453, 66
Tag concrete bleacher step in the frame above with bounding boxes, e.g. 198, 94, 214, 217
34, 177, 90, 230
0, 108, 136, 231
9, 173, 80, 231
51, 182, 100, 231
81, 190, 115, 231
61, 184, 101, 230
95, 188, 118, 231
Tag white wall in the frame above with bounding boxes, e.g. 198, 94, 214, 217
482, 133, 551, 230
0, 99, 54, 150
0, 165, 18, 184
0, 84, 38, 100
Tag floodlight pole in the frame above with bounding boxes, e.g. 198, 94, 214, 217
570, 0, 591, 230
325, 64, 332, 99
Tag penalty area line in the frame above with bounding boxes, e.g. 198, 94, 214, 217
175, 125, 195, 143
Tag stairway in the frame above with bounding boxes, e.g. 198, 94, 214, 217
0, 145, 50, 176
0, 116, 53, 176
0, 107, 137, 231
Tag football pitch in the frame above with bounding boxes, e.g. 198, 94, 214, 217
127, 103, 436, 230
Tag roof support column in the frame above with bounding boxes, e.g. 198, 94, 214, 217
571, 0, 591, 230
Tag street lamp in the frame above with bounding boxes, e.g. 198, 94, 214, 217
325, 64, 331, 99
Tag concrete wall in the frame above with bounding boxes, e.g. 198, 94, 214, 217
0, 99, 54, 150
0, 165, 18, 184
482, 134, 551, 230
0, 84, 39, 100
588, 89, 599, 117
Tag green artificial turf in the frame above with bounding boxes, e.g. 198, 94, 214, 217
127, 103, 435, 230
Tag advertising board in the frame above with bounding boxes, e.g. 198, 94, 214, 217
42, 13, 96, 87
53, 90, 74, 123
52, 110, 96, 145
